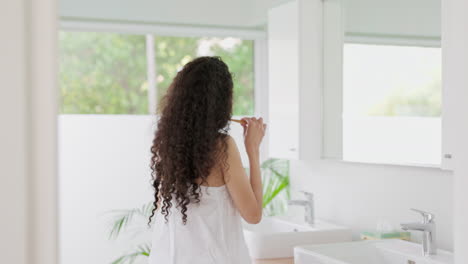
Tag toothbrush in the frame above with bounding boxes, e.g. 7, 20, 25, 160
230, 118, 247, 125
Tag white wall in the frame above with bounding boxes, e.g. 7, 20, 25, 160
1, 1, 29, 263
59, 115, 155, 264
58, 115, 248, 264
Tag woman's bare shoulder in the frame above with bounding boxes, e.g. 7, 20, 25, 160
224, 134, 239, 153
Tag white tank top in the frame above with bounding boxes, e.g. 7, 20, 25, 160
148, 185, 252, 264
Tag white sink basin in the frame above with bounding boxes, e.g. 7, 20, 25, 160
243, 216, 351, 259
295, 239, 453, 264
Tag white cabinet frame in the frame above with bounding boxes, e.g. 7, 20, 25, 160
267, 0, 323, 160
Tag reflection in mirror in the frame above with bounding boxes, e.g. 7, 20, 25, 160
322, 0, 441, 166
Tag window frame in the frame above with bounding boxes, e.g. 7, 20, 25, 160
59, 18, 270, 160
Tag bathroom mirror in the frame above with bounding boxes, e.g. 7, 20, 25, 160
322, 0, 442, 166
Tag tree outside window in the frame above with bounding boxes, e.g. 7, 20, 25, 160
59, 31, 255, 116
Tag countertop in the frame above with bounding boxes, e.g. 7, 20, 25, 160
253, 258, 294, 264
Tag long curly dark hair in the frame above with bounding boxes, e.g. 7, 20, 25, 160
148, 56, 233, 225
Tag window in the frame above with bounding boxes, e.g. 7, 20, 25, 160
342, 44, 442, 165
59, 32, 148, 114
59, 31, 255, 115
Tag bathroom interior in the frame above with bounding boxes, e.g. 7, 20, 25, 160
3, 0, 468, 263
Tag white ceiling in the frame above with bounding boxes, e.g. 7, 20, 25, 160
344, 0, 440, 38
60, 0, 440, 38
60, 0, 280, 28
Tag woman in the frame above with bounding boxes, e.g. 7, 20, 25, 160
148, 56, 266, 264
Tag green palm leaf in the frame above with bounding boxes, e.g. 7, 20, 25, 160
107, 202, 154, 239
111, 243, 151, 264
260, 158, 290, 215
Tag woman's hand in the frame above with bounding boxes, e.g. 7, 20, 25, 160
241, 117, 267, 157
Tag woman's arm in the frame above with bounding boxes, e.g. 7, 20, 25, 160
224, 118, 266, 224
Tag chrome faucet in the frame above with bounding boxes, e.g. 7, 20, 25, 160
288, 191, 314, 225
401, 208, 437, 256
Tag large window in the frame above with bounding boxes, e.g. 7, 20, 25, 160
59, 31, 255, 115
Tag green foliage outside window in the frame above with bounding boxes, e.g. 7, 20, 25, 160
59, 32, 255, 115
59, 32, 148, 114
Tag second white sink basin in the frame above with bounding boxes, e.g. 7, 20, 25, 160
295, 239, 454, 264
243, 216, 351, 259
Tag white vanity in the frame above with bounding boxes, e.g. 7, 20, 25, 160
295, 240, 453, 264
243, 216, 351, 259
